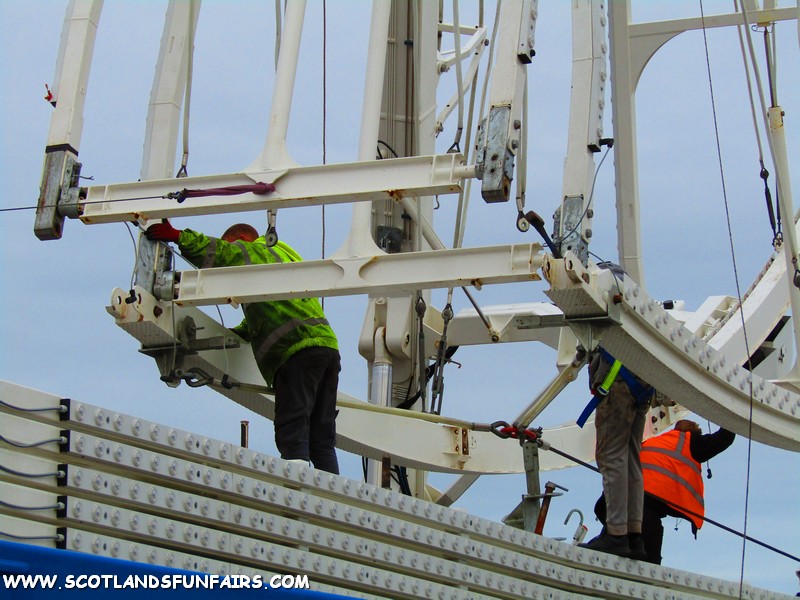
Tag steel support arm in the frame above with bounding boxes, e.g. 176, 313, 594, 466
73, 154, 471, 224
552, 0, 608, 265
543, 255, 800, 452
478, 0, 534, 203
134, 0, 202, 295
626, 7, 796, 91
105, 286, 561, 474
607, 3, 796, 286
447, 302, 563, 348
172, 244, 544, 306
141, 0, 201, 181
34, 0, 103, 240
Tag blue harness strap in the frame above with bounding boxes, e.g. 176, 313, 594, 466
576, 394, 603, 428
576, 349, 654, 428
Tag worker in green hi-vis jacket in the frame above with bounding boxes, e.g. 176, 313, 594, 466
146, 221, 340, 474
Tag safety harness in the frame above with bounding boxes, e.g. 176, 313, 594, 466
576, 348, 654, 428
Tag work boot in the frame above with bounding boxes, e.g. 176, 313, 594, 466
627, 533, 648, 561
577, 532, 630, 558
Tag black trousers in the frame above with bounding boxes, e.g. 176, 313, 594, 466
594, 493, 666, 564
273, 347, 340, 474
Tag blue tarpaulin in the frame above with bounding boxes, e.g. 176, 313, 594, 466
0, 540, 349, 599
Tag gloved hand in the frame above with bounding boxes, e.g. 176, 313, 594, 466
145, 220, 181, 243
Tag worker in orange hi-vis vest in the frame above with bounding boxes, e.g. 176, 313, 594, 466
592, 420, 734, 564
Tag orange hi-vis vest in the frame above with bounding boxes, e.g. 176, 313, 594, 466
641, 430, 705, 530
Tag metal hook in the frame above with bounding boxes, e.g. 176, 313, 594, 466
564, 508, 588, 544
564, 508, 584, 527
182, 367, 212, 388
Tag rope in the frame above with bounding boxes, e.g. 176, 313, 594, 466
489, 423, 799, 562
274, 0, 282, 70
177, 0, 197, 178
732, 0, 780, 246
452, 1, 500, 250
0, 195, 165, 214
447, 0, 465, 153
699, 4, 756, 594
321, 0, 327, 309
733, 0, 767, 166
2, 183, 276, 215
738, 0, 798, 282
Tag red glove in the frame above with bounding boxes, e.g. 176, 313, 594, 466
145, 221, 181, 243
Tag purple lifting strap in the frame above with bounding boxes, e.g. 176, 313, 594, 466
181, 182, 276, 198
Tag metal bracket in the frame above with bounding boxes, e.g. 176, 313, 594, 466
476, 107, 516, 203
152, 270, 176, 302
552, 194, 589, 265
34, 150, 82, 240
517, 0, 537, 64
139, 316, 241, 356
138, 316, 240, 386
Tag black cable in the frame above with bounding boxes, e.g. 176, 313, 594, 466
659, 497, 799, 563
554, 145, 611, 248
377, 140, 400, 159
124, 222, 139, 290
0, 531, 64, 542
0, 193, 168, 214
699, 3, 757, 593
0, 435, 64, 448
0, 499, 64, 511
540, 440, 798, 563
0, 464, 63, 478
543, 444, 599, 474
0, 398, 66, 413
393, 465, 412, 496
397, 346, 460, 411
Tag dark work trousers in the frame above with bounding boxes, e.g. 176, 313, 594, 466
594, 493, 665, 564
273, 346, 341, 474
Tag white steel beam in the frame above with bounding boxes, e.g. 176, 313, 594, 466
248, 0, 306, 170
172, 244, 543, 306
447, 302, 563, 348
543, 256, 800, 452
607, 0, 645, 286
607, 3, 795, 288
34, 0, 103, 240
76, 154, 471, 224
627, 7, 797, 86
43, 0, 103, 153
553, 0, 608, 263
479, 0, 533, 202
97, 290, 577, 474
135, 1, 202, 295
141, 0, 202, 181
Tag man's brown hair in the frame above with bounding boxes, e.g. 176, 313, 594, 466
673, 419, 701, 434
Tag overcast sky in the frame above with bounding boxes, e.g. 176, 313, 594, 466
1, 0, 799, 594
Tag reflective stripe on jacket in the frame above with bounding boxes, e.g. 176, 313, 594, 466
178, 229, 338, 384
641, 430, 705, 529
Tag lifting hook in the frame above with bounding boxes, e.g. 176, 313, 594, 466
564, 508, 588, 544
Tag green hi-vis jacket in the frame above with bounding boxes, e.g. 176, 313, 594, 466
178, 229, 338, 385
